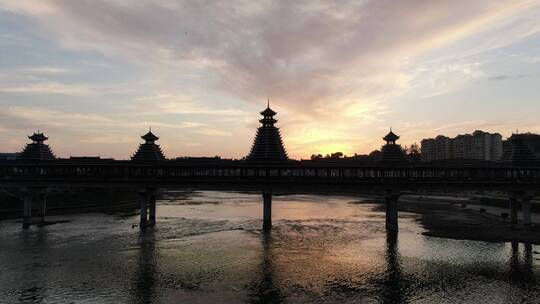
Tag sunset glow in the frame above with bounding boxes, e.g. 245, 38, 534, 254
1, 1, 539, 159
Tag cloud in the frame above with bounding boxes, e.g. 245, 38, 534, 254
0, 82, 97, 95
0, 106, 114, 129
131, 93, 250, 116
2, 1, 538, 107
195, 128, 232, 137
1, 0, 539, 157
486, 74, 529, 81
0, 66, 74, 75
0, 106, 216, 132
410, 62, 486, 98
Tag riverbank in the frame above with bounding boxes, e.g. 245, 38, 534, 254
396, 196, 540, 244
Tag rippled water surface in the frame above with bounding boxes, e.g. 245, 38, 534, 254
0, 191, 539, 303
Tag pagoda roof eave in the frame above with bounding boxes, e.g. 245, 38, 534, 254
383, 131, 399, 142
141, 131, 159, 141
260, 107, 277, 116
29, 133, 48, 142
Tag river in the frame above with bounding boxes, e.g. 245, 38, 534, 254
0, 191, 539, 303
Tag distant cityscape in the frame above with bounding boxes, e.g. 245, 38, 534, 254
421, 130, 502, 162
420, 131, 540, 162
308, 130, 540, 162
308, 130, 539, 163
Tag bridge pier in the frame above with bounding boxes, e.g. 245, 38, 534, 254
139, 188, 157, 228
148, 191, 156, 226
508, 196, 519, 229
263, 191, 272, 231
385, 192, 400, 232
522, 197, 532, 228
139, 190, 148, 228
23, 190, 33, 229
37, 192, 47, 224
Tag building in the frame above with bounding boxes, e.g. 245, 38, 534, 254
466, 130, 502, 161
521, 133, 540, 156
246, 102, 288, 161
131, 129, 166, 161
500, 133, 537, 165
421, 130, 502, 162
18, 132, 56, 161
379, 129, 408, 163
420, 135, 452, 162
503, 132, 540, 160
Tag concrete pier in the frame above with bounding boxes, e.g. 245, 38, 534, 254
509, 196, 518, 228
23, 191, 33, 229
522, 197, 532, 227
139, 190, 148, 228
37, 193, 47, 224
148, 190, 156, 226
263, 191, 272, 231
385, 193, 399, 231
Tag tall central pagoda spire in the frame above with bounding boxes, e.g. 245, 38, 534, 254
246, 101, 288, 161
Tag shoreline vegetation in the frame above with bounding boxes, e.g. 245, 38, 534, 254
1, 190, 538, 244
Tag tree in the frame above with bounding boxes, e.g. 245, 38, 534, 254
330, 152, 344, 159
407, 143, 421, 162
311, 154, 323, 160
369, 150, 381, 157
407, 143, 420, 155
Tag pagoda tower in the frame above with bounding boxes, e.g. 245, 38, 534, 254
379, 129, 408, 163
131, 129, 166, 161
499, 133, 537, 165
246, 102, 288, 161
18, 132, 56, 161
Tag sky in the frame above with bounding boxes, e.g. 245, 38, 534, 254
1, 0, 540, 160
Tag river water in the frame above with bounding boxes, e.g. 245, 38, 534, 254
0, 191, 539, 303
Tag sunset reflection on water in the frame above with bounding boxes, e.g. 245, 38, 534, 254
0, 191, 538, 303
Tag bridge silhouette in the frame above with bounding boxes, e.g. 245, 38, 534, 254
1, 105, 539, 231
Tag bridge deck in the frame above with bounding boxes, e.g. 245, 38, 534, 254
1, 160, 539, 192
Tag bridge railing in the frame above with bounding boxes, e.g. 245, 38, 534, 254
1, 160, 540, 183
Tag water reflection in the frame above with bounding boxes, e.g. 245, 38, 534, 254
380, 230, 408, 304
1, 192, 539, 303
247, 232, 283, 304
508, 241, 535, 284
132, 228, 157, 304
17, 227, 48, 303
